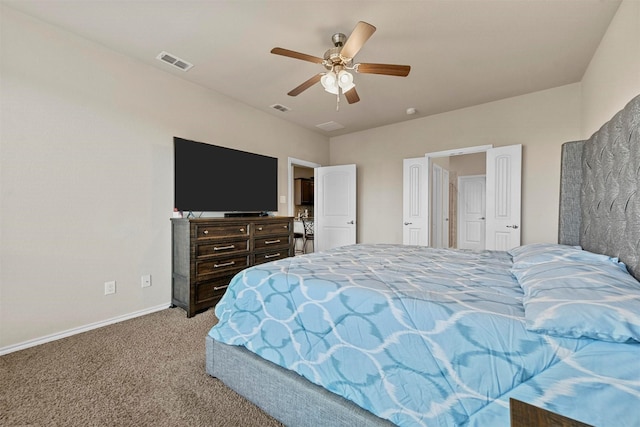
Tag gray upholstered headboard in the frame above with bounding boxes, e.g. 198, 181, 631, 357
559, 94, 640, 280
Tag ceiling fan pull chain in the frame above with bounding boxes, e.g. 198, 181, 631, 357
336, 91, 340, 111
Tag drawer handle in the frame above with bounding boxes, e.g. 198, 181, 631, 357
265, 239, 281, 245
239, 228, 245, 232
264, 253, 281, 259
214, 261, 235, 268
257, 226, 263, 231
213, 244, 235, 251
213, 285, 229, 291
203, 230, 209, 235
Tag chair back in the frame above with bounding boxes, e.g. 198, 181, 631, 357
302, 218, 314, 237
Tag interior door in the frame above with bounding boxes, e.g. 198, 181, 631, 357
442, 168, 450, 248
431, 164, 451, 248
402, 157, 428, 245
431, 164, 443, 247
457, 175, 486, 250
485, 144, 522, 250
315, 164, 357, 252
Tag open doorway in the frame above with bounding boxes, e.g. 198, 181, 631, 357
292, 166, 314, 219
403, 145, 489, 248
426, 146, 491, 249
432, 152, 487, 249
404, 145, 521, 251
429, 146, 522, 250
288, 158, 320, 254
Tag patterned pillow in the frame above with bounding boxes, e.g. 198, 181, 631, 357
508, 243, 617, 267
512, 258, 640, 343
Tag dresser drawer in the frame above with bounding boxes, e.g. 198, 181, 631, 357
195, 238, 249, 259
253, 221, 291, 237
194, 276, 236, 305
254, 235, 290, 251
194, 223, 249, 240
253, 248, 292, 265
195, 254, 250, 279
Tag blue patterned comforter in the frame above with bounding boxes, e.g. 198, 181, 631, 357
208, 244, 640, 426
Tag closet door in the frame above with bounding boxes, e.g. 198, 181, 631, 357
402, 157, 428, 246
457, 175, 486, 251
485, 144, 522, 250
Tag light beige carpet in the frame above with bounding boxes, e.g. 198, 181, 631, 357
0, 307, 283, 427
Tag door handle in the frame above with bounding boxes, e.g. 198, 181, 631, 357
479, 217, 485, 220
404, 222, 412, 225
347, 220, 355, 224
506, 224, 519, 229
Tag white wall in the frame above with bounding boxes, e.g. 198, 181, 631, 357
450, 153, 486, 177
330, 84, 581, 245
581, 0, 640, 138
0, 7, 329, 350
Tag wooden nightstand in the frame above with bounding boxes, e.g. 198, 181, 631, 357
510, 399, 593, 427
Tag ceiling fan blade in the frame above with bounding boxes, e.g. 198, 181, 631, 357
287, 74, 323, 96
344, 88, 360, 104
356, 63, 411, 77
271, 47, 324, 64
340, 21, 376, 60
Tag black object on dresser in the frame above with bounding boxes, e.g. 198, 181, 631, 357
171, 216, 294, 317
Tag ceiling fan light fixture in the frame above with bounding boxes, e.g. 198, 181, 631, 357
338, 70, 353, 85
341, 82, 356, 93
324, 85, 339, 95
321, 71, 339, 94
337, 70, 355, 92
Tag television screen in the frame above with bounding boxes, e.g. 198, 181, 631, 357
174, 137, 278, 213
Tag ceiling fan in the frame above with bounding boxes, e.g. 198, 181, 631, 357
271, 21, 411, 108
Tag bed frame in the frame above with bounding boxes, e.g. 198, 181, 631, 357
205, 336, 395, 426
206, 94, 640, 426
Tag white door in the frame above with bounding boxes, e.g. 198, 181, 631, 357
485, 144, 522, 250
442, 169, 450, 248
315, 164, 357, 252
431, 164, 443, 247
402, 157, 428, 245
431, 165, 451, 248
458, 175, 486, 250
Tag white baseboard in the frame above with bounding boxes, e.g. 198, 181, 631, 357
0, 303, 172, 356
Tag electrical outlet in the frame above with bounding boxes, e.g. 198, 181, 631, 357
141, 274, 151, 288
104, 280, 116, 295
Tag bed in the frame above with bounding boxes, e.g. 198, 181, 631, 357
206, 94, 640, 427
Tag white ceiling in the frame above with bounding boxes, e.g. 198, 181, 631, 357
4, 0, 621, 137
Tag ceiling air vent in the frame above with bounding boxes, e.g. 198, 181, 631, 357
316, 121, 345, 132
156, 51, 194, 71
270, 104, 291, 113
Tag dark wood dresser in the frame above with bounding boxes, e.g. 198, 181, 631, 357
171, 216, 294, 317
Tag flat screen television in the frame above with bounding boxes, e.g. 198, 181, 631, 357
174, 137, 278, 213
